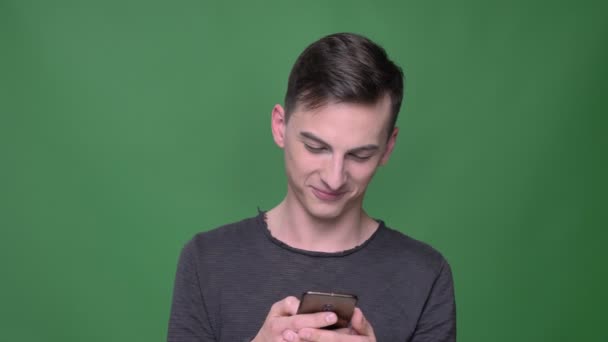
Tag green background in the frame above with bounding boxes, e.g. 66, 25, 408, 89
1, 0, 606, 341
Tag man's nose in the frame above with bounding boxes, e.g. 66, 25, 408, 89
321, 156, 347, 191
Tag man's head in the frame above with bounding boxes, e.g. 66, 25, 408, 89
284, 32, 404, 138
271, 33, 405, 220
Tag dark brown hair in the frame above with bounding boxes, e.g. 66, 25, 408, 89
284, 33, 404, 136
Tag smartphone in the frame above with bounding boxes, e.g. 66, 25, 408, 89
296, 291, 358, 329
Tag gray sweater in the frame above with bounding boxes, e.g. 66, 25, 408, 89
167, 211, 456, 341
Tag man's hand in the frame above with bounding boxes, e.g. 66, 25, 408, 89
252, 296, 339, 342
297, 308, 376, 342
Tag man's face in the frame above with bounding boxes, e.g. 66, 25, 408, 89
271, 96, 398, 220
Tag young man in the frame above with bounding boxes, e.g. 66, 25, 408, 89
168, 33, 456, 342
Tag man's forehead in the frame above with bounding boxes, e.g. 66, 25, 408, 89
299, 130, 380, 151
288, 99, 391, 147
292, 95, 391, 116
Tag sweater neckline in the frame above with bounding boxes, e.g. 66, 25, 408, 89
255, 209, 385, 257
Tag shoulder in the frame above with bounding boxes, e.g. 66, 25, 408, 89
182, 214, 262, 260
374, 223, 450, 276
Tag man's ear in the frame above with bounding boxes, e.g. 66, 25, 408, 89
380, 127, 399, 165
271, 104, 287, 148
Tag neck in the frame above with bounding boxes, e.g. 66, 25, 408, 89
266, 194, 378, 253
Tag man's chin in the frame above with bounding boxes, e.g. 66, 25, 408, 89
305, 202, 346, 221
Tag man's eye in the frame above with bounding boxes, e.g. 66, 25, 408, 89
304, 144, 326, 153
349, 154, 372, 161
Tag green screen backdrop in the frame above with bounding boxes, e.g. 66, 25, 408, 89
1, 1, 606, 341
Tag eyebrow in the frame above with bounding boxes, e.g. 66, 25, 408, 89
299, 131, 379, 154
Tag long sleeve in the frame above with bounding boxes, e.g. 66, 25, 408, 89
410, 259, 457, 342
167, 241, 216, 342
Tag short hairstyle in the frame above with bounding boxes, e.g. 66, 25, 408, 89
284, 32, 404, 136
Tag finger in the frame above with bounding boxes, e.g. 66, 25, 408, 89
269, 296, 301, 317
289, 311, 338, 330
333, 327, 351, 335
349, 308, 375, 337
282, 329, 301, 342
298, 327, 339, 342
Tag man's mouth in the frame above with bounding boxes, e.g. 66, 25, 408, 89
311, 187, 345, 201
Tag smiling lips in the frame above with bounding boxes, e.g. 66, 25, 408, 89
311, 187, 346, 201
